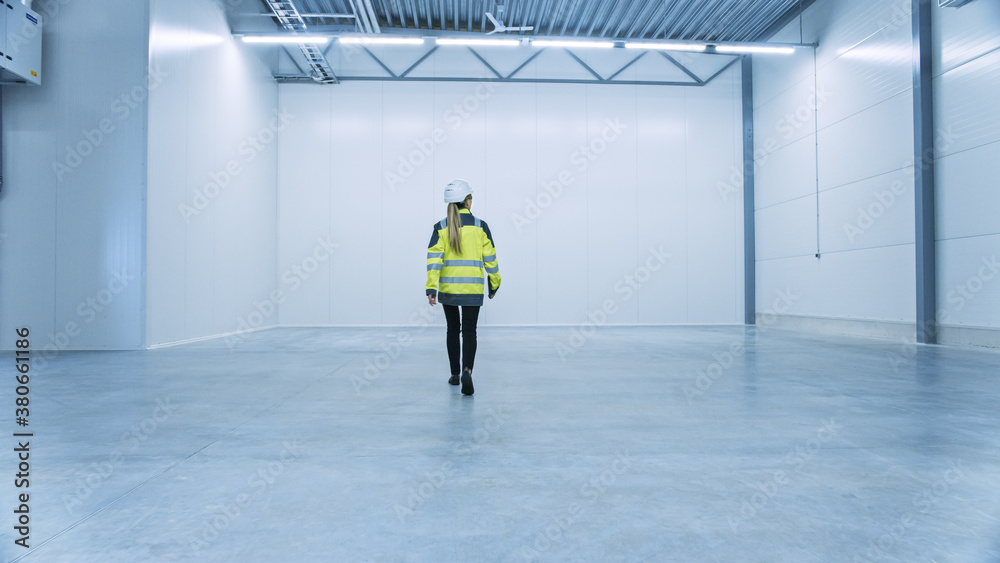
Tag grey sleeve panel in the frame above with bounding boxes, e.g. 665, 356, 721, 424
482, 221, 496, 247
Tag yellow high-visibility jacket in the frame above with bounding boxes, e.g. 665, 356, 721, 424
426, 208, 501, 306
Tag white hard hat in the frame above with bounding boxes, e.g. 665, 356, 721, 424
443, 179, 473, 203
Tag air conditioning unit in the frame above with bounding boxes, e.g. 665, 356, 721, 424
0, 1, 42, 85
938, 0, 975, 7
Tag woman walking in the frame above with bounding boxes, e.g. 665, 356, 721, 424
426, 179, 501, 396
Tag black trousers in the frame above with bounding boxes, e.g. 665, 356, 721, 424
442, 304, 480, 375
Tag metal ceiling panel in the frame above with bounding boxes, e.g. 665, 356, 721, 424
242, 0, 807, 41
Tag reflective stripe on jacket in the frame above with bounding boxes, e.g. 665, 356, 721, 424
426, 208, 501, 306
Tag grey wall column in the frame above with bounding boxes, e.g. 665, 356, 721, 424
742, 55, 756, 325
913, 0, 936, 343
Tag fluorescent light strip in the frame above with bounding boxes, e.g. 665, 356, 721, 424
532, 39, 615, 49
624, 42, 706, 52
241, 35, 330, 45
339, 36, 425, 45
435, 38, 520, 47
715, 45, 796, 54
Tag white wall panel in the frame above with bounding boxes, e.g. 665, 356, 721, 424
933, 0, 1000, 342
754, 0, 916, 328
381, 82, 436, 324
936, 140, 1000, 242
934, 49, 1000, 159
145, 0, 190, 346
757, 256, 820, 318
937, 235, 1000, 329
585, 84, 639, 324
1, 0, 148, 351
484, 83, 538, 325
146, 0, 278, 346
753, 74, 820, 156
432, 82, 487, 204
931, 0, 1000, 77
804, 0, 911, 70
756, 25, 819, 108
817, 92, 913, 191
818, 167, 914, 254
685, 69, 741, 322
534, 83, 589, 324
760, 245, 914, 322
330, 82, 385, 325
216, 49, 282, 338
756, 196, 817, 261
635, 86, 688, 323
276, 85, 332, 326
754, 135, 816, 210
816, 17, 911, 130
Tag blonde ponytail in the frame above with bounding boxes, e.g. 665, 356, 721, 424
447, 202, 463, 255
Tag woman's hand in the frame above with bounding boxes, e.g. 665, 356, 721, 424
428, 294, 437, 306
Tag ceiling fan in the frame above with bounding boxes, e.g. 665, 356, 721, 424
485, 5, 533, 34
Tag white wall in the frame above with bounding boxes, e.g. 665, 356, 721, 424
932, 0, 1000, 346
754, 0, 918, 337
755, 0, 1000, 346
0, 0, 149, 352
276, 47, 745, 326
145, 0, 279, 346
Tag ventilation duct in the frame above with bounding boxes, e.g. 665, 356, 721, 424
0, 1, 42, 85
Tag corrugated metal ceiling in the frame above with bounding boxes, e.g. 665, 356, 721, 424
259, 0, 804, 42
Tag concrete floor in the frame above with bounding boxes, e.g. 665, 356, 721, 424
7, 325, 1000, 562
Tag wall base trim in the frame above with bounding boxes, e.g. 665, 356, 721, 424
755, 314, 915, 341
937, 325, 1000, 349
757, 314, 1000, 349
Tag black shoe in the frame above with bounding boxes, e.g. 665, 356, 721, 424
448, 374, 460, 386
461, 370, 474, 396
